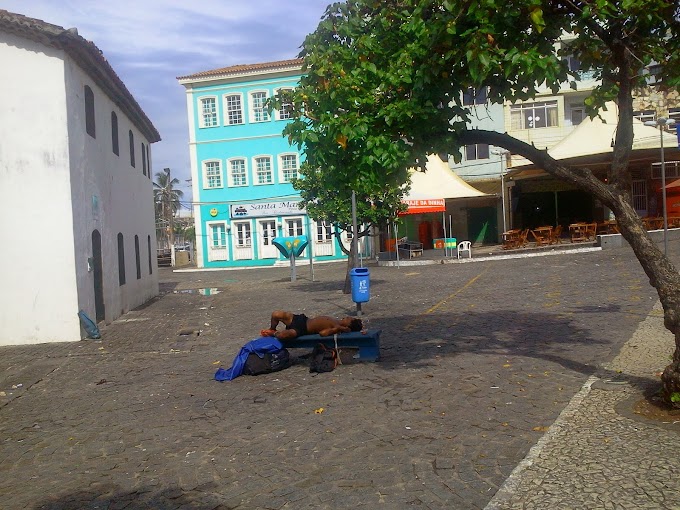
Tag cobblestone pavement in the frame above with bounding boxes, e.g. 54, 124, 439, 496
1, 244, 678, 509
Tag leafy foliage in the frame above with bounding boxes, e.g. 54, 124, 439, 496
283, 0, 680, 399
154, 167, 184, 247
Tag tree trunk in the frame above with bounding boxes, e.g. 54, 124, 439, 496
609, 193, 680, 406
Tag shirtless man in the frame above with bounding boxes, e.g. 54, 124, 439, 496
261, 310, 363, 340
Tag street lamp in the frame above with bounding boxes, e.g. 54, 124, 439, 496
644, 117, 676, 256
491, 149, 510, 233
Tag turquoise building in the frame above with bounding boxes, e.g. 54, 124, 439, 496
178, 59, 351, 269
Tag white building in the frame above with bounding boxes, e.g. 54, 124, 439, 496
0, 10, 161, 345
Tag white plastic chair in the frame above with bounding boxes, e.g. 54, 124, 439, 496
457, 240, 472, 259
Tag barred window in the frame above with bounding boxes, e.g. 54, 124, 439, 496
255, 156, 273, 184
229, 159, 247, 186
225, 94, 243, 125
200, 97, 218, 127
277, 88, 294, 120
280, 154, 298, 182
250, 91, 269, 122
204, 161, 222, 188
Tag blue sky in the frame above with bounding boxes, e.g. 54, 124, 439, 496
3, 1, 331, 205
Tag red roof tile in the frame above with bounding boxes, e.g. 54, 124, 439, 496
178, 58, 303, 81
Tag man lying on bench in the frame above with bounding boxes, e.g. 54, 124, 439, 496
260, 310, 363, 340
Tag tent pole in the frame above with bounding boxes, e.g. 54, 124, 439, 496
394, 221, 400, 268
442, 211, 447, 257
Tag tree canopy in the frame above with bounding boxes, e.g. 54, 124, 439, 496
283, 0, 680, 404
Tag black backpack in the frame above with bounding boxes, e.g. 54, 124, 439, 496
243, 348, 291, 376
309, 343, 338, 373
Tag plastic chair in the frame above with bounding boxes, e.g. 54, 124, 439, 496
457, 240, 472, 259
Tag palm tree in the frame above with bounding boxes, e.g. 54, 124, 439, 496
153, 168, 184, 249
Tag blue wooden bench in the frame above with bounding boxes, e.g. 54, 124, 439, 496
279, 329, 381, 362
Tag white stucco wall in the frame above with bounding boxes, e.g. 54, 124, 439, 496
0, 33, 80, 344
63, 60, 159, 327
0, 30, 159, 346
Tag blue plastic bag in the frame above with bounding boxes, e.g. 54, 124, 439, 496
78, 310, 101, 339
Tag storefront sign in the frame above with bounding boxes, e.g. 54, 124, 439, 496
230, 200, 306, 219
400, 198, 446, 215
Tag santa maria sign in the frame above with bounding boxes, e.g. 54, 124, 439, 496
230, 200, 306, 219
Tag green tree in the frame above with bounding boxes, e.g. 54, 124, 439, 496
287, 0, 680, 404
153, 167, 184, 249
291, 161, 408, 292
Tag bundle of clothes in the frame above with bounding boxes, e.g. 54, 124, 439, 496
214, 337, 338, 381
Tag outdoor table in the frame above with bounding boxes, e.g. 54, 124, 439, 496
530, 226, 553, 246
643, 217, 664, 230
502, 229, 522, 250
597, 220, 619, 234
569, 222, 597, 242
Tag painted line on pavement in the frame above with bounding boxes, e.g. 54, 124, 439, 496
405, 272, 485, 331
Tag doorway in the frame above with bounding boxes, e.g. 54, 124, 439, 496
91, 230, 105, 322
467, 207, 498, 245
258, 219, 278, 259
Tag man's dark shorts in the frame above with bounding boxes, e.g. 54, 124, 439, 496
286, 313, 308, 337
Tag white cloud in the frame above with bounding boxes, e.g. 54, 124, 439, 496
3, 0, 330, 195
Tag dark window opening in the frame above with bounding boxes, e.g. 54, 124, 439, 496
111, 112, 119, 155
117, 233, 126, 285
465, 143, 490, 160
463, 87, 487, 106
84, 85, 96, 138
129, 130, 135, 167
141, 143, 147, 176
147, 235, 153, 274
134, 235, 141, 279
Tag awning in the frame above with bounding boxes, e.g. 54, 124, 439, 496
399, 155, 487, 215
509, 102, 678, 174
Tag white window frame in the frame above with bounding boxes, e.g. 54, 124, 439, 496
316, 221, 333, 243
223, 93, 244, 126
278, 153, 299, 182
199, 96, 218, 128
465, 144, 490, 161
274, 87, 294, 120
253, 155, 274, 185
510, 101, 559, 130
206, 222, 229, 261
233, 221, 252, 248
203, 159, 223, 189
285, 217, 304, 237
227, 157, 248, 187
249, 90, 270, 123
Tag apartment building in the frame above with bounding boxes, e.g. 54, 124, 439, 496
178, 59, 351, 269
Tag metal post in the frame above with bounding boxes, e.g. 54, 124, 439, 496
645, 118, 675, 256
500, 156, 507, 234
351, 191, 361, 315
307, 216, 315, 282
661, 125, 668, 256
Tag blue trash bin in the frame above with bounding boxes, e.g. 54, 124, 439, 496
350, 267, 370, 303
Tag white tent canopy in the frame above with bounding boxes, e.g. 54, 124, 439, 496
512, 102, 677, 168
401, 155, 487, 214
